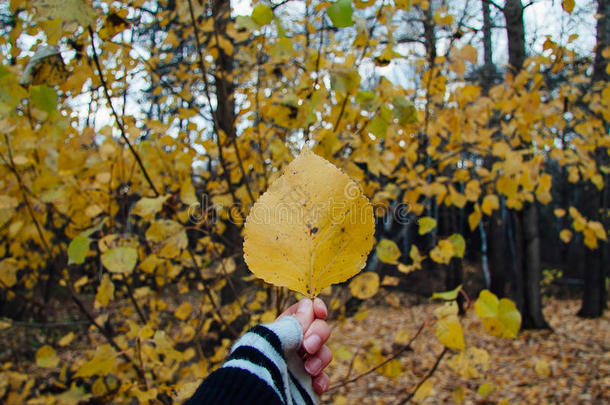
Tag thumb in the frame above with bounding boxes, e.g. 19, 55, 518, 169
291, 298, 314, 334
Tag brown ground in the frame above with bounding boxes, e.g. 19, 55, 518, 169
322, 295, 610, 404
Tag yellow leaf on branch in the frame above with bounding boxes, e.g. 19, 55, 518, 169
418, 217, 437, 235
474, 290, 521, 338
482, 194, 499, 216
430, 240, 454, 264
0, 258, 18, 288
94, 273, 114, 308
376, 239, 401, 264
243, 149, 375, 297
349, 271, 380, 299
101, 246, 138, 275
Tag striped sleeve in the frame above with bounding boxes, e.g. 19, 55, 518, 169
184, 316, 319, 405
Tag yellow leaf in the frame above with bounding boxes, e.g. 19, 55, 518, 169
349, 272, 380, 299
535, 173, 553, 204
381, 275, 400, 286
0, 318, 11, 330
180, 178, 198, 206
174, 302, 193, 320
450, 188, 467, 208
0, 258, 18, 288
432, 284, 462, 300
477, 382, 495, 398
448, 234, 465, 258
397, 263, 416, 274
588, 221, 607, 241
452, 385, 466, 403
376, 239, 401, 264
465, 180, 481, 201
36, 345, 59, 368
58, 332, 75, 347
559, 229, 572, 243
31, 0, 97, 27
379, 359, 402, 377
430, 240, 454, 264
132, 195, 170, 218
468, 207, 481, 231
562, 0, 574, 13
474, 290, 521, 338
461, 44, 478, 64
434, 302, 464, 350
0, 195, 18, 209
243, 149, 375, 297
418, 217, 437, 235
583, 228, 598, 249
409, 245, 424, 268
534, 359, 551, 376
591, 173, 603, 190
95, 273, 114, 308
146, 220, 188, 259
413, 378, 433, 400
482, 194, 499, 216
394, 329, 411, 345
75, 345, 117, 378
101, 246, 138, 274
554, 208, 566, 218
131, 388, 158, 403
434, 301, 459, 318
447, 347, 489, 378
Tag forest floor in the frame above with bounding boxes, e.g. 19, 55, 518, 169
322, 295, 610, 405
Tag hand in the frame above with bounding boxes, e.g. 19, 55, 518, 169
278, 298, 332, 395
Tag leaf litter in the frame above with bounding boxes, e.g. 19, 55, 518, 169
324, 295, 609, 404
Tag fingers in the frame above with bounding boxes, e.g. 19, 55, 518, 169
303, 319, 331, 354
277, 298, 328, 334
313, 297, 327, 320
312, 372, 330, 395
279, 298, 315, 333
304, 345, 332, 376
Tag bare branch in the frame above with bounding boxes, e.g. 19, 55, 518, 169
88, 27, 160, 197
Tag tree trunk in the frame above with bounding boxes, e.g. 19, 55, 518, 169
502, 0, 525, 72
212, 0, 236, 138
579, 0, 609, 318
481, 0, 507, 298
503, 0, 548, 329
481, 0, 495, 92
520, 205, 549, 328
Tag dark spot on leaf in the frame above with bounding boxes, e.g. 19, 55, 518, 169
310, 227, 318, 235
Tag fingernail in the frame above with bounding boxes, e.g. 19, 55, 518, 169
305, 357, 322, 375
303, 334, 321, 353
297, 298, 312, 314
314, 377, 328, 392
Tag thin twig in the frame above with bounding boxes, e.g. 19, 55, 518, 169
88, 27, 159, 197
123, 274, 148, 324
187, 247, 238, 338
327, 315, 428, 392
399, 348, 448, 404
185, 0, 242, 212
